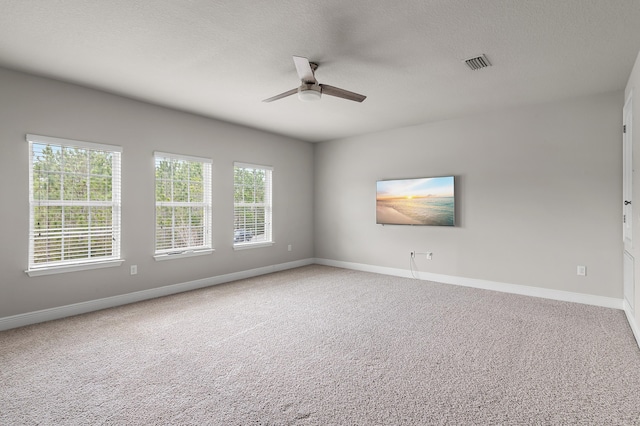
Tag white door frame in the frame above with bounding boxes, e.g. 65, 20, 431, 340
623, 91, 634, 312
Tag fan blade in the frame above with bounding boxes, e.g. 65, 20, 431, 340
293, 56, 316, 83
320, 84, 367, 102
262, 88, 298, 103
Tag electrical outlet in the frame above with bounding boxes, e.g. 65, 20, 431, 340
130, 265, 137, 275
577, 265, 586, 276
288, 244, 292, 252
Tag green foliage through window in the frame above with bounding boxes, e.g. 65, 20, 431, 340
28, 136, 121, 269
154, 153, 212, 253
234, 163, 272, 245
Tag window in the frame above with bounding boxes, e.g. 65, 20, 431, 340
27, 134, 123, 275
154, 152, 212, 259
234, 162, 272, 248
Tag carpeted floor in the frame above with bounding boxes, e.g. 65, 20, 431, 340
1, 265, 640, 425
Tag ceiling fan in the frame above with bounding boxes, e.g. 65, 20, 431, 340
263, 56, 366, 103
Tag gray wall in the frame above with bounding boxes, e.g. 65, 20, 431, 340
0, 67, 314, 318
0, 65, 625, 320
314, 92, 623, 298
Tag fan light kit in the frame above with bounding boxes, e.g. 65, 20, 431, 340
264, 56, 366, 103
298, 85, 322, 102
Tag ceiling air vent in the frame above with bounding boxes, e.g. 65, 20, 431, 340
464, 54, 491, 70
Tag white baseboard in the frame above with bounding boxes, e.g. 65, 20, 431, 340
0, 258, 314, 332
2, 257, 633, 344
623, 300, 640, 347
314, 258, 624, 310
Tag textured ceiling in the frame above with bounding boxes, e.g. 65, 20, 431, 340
1, 0, 640, 142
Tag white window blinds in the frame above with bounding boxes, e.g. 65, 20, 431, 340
233, 162, 272, 246
155, 152, 212, 254
27, 134, 122, 270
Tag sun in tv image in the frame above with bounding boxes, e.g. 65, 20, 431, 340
376, 176, 455, 226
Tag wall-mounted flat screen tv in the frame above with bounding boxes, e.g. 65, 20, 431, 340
376, 176, 455, 226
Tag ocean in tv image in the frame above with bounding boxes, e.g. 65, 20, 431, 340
376, 176, 455, 226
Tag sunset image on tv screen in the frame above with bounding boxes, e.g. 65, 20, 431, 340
376, 176, 455, 226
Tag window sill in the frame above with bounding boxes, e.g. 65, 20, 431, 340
233, 241, 274, 251
26, 259, 125, 277
154, 249, 214, 261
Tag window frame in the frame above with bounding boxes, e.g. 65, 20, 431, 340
26, 134, 124, 277
153, 151, 213, 261
233, 162, 273, 250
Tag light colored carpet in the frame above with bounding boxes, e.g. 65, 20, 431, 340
1, 265, 640, 425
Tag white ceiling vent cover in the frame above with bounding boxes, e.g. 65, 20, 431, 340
464, 54, 491, 70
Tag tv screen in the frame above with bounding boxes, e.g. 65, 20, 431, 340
376, 176, 455, 226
